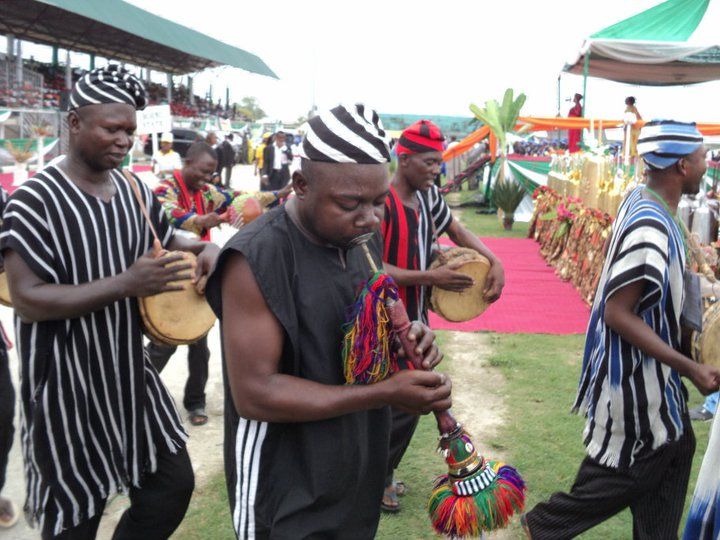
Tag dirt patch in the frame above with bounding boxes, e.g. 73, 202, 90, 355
441, 330, 516, 540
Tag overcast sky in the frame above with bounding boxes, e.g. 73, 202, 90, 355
14, 0, 720, 124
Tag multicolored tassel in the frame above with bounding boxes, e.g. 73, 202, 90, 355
428, 428, 526, 538
342, 271, 400, 384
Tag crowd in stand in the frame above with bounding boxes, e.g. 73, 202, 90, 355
0, 58, 243, 120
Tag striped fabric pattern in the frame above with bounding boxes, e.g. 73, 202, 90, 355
232, 418, 268, 540
298, 104, 391, 164
637, 120, 703, 170
573, 186, 687, 469
381, 184, 452, 323
69, 65, 147, 111
0, 163, 187, 535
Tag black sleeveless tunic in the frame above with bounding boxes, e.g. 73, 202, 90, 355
206, 206, 391, 539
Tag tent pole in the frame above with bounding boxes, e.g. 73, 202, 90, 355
582, 53, 589, 116
581, 53, 589, 148
556, 73, 561, 116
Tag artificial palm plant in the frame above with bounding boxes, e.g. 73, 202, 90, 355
470, 89, 527, 228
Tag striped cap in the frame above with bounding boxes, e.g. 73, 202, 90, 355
396, 120, 445, 155
69, 64, 147, 111
637, 120, 703, 170
298, 104, 391, 164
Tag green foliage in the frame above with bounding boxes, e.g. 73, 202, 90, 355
491, 179, 526, 215
470, 88, 526, 156
236, 96, 266, 122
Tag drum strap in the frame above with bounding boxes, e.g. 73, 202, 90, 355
121, 169, 162, 254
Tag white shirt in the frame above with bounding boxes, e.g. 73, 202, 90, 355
153, 149, 182, 174
273, 144, 289, 170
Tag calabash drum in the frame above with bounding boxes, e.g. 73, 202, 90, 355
429, 247, 491, 322
691, 301, 720, 370
225, 195, 263, 228
0, 272, 10, 307
139, 252, 216, 346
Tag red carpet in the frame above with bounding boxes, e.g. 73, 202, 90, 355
429, 237, 590, 335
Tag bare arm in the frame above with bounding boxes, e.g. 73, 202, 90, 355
5, 248, 191, 323
605, 279, 720, 394
445, 219, 505, 302
221, 252, 451, 423
384, 262, 437, 288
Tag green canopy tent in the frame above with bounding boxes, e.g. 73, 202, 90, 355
562, 0, 720, 111
0, 0, 277, 77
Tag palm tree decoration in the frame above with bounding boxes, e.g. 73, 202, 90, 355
470, 89, 527, 229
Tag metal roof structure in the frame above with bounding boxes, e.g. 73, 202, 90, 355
0, 0, 277, 77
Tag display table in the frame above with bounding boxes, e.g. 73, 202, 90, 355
529, 186, 614, 305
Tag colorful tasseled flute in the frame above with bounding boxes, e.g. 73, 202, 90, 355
342, 241, 526, 538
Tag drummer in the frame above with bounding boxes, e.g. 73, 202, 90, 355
151, 141, 291, 426
380, 119, 505, 512
0, 65, 219, 538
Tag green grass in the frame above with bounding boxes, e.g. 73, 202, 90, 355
489, 333, 711, 539
173, 333, 712, 540
445, 189, 529, 239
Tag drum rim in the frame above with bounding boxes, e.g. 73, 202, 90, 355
429, 248, 491, 322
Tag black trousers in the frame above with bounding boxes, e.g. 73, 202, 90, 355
0, 346, 14, 492
266, 169, 289, 191
223, 165, 233, 189
147, 337, 209, 411
42, 446, 194, 540
525, 422, 696, 540
384, 408, 419, 488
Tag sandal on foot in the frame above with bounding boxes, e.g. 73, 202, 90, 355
380, 488, 400, 513
393, 480, 408, 497
188, 408, 208, 426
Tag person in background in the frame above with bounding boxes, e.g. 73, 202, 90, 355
151, 131, 182, 178
254, 133, 271, 178
567, 93, 583, 153
261, 131, 292, 192
206, 131, 223, 180
221, 134, 235, 188
624, 96, 643, 158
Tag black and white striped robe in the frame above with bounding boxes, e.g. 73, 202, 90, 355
0, 163, 188, 535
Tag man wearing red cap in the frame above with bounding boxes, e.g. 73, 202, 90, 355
380, 119, 505, 512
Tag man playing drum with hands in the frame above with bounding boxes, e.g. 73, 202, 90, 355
205, 104, 451, 539
0, 66, 218, 539
380, 120, 505, 512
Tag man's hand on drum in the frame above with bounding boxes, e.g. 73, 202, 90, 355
193, 243, 221, 294
483, 259, 505, 303
431, 262, 474, 292
123, 250, 192, 297
688, 362, 720, 395
396, 321, 444, 370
